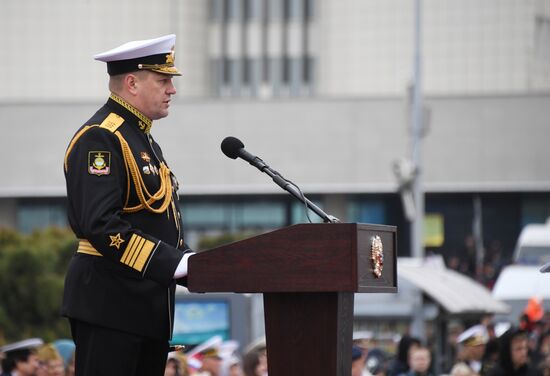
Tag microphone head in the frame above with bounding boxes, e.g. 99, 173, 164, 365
221, 136, 245, 159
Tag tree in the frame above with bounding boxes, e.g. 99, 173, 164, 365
0, 227, 77, 344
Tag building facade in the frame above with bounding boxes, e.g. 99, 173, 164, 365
1, 0, 550, 265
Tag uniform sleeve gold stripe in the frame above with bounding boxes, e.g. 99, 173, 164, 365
121, 234, 139, 264
99, 113, 125, 133
132, 240, 155, 272
77, 239, 102, 257
120, 234, 155, 271
128, 237, 146, 267
78, 248, 103, 256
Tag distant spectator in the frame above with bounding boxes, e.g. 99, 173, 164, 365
459, 235, 477, 277
488, 327, 539, 376
164, 355, 181, 376
242, 349, 267, 376
537, 356, 550, 376
366, 348, 390, 376
36, 344, 64, 376
387, 335, 421, 376
480, 338, 500, 376
450, 363, 477, 376
226, 356, 243, 376
0, 338, 43, 376
352, 345, 369, 376
65, 352, 75, 376
445, 322, 466, 372
520, 298, 544, 334
51, 339, 74, 371
454, 324, 488, 374
196, 348, 223, 376
398, 346, 433, 376
533, 330, 550, 367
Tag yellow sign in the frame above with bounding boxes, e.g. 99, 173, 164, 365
424, 214, 444, 247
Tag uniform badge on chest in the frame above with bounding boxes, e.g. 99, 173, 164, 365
140, 152, 151, 163
140, 152, 159, 175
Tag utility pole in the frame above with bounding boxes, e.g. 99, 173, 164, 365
410, 0, 426, 341
411, 0, 424, 260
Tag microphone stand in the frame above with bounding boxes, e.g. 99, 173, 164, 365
258, 163, 340, 224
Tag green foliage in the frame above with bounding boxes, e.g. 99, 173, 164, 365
0, 227, 77, 344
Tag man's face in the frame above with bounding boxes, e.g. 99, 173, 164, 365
510, 337, 529, 369
202, 357, 222, 376
466, 344, 485, 361
16, 353, 39, 376
134, 71, 177, 120
409, 349, 431, 374
351, 353, 367, 376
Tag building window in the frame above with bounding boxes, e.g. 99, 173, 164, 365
182, 199, 287, 232
211, 0, 316, 97
223, 57, 231, 85
225, 0, 241, 21
243, 0, 262, 21
304, 0, 314, 21
210, 0, 223, 21
285, 0, 303, 21
303, 55, 313, 84
282, 55, 290, 84
17, 201, 67, 233
348, 199, 387, 225
242, 57, 251, 85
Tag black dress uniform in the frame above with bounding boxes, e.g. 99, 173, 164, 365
61, 34, 190, 376
62, 92, 189, 337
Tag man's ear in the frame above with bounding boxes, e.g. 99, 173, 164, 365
125, 74, 139, 95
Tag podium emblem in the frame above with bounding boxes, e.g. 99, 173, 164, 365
371, 235, 384, 278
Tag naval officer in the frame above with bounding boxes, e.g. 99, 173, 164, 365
62, 34, 193, 376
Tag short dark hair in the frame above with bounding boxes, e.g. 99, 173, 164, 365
1, 348, 33, 372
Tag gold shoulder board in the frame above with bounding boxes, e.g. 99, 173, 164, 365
99, 113, 125, 133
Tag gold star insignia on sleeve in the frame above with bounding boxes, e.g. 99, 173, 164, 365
109, 233, 125, 249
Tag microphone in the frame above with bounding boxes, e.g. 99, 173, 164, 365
220, 137, 340, 223
221, 136, 268, 170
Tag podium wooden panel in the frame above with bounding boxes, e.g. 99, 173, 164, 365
188, 223, 397, 376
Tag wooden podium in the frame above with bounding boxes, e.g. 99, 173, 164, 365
188, 223, 397, 376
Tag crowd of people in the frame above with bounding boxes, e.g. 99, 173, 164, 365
350, 299, 550, 376
0, 335, 267, 376
443, 236, 509, 290
3, 305, 550, 376
0, 338, 74, 376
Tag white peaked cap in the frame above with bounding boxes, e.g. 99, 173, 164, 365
0, 338, 44, 354
456, 324, 489, 346
94, 34, 176, 62
93, 34, 181, 76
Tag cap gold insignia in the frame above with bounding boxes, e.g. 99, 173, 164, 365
88, 151, 111, 176
165, 47, 175, 65
109, 233, 125, 250
371, 235, 384, 278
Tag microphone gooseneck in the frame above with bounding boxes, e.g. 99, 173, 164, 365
220, 136, 340, 224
